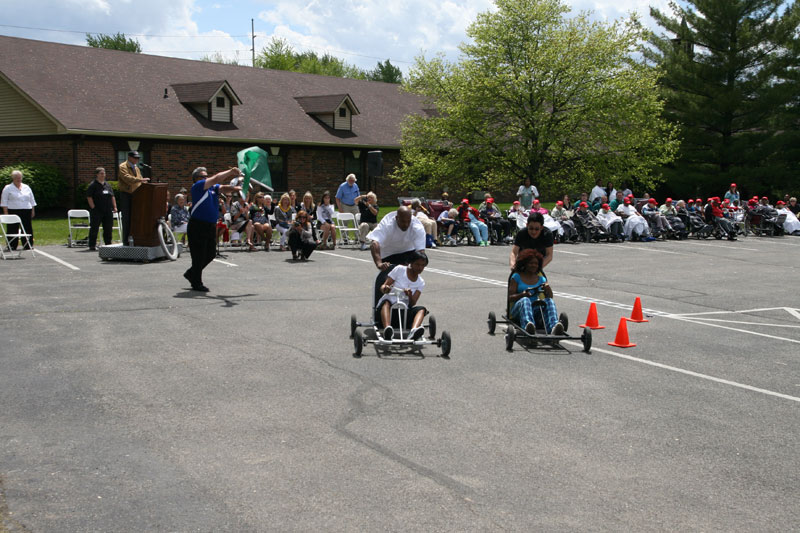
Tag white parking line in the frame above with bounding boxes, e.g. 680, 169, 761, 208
213, 258, 238, 267
428, 249, 489, 260
35, 250, 80, 271
555, 249, 589, 257
684, 242, 758, 252
605, 243, 686, 255
561, 341, 800, 404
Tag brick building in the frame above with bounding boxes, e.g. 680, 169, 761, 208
0, 35, 424, 206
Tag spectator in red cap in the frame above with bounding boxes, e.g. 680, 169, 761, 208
659, 197, 677, 217
706, 197, 737, 240
575, 201, 609, 241
759, 196, 772, 208
530, 198, 548, 216
508, 200, 526, 231
725, 183, 739, 204
550, 200, 578, 242
597, 203, 624, 241
458, 198, 490, 246
615, 197, 654, 241
642, 198, 673, 237
480, 197, 512, 244
776, 200, 800, 234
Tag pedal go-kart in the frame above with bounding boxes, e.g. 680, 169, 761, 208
488, 296, 591, 353
350, 287, 451, 358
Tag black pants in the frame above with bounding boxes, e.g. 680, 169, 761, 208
186, 218, 216, 285
120, 192, 132, 245
288, 230, 317, 259
89, 208, 113, 248
6, 208, 33, 250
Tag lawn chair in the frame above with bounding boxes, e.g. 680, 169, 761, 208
0, 214, 36, 259
334, 212, 360, 245
67, 209, 91, 247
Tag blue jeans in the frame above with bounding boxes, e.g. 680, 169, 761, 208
468, 221, 488, 242
511, 297, 558, 332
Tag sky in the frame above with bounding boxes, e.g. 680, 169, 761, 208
1, 0, 672, 72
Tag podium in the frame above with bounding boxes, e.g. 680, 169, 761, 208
130, 183, 167, 247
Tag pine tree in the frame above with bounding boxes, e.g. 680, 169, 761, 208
647, 0, 800, 198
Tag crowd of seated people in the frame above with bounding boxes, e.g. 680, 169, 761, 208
174, 176, 799, 258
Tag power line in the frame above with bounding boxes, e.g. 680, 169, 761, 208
0, 23, 250, 38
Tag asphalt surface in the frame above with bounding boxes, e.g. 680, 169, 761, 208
1, 235, 799, 532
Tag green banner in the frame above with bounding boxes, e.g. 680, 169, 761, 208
236, 146, 272, 197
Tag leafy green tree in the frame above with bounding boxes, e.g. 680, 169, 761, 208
85, 32, 142, 53
647, 0, 800, 198
201, 51, 241, 65
368, 60, 403, 84
255, 37, 370, 79
393, 0, 678, 196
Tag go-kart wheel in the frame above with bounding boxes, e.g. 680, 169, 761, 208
488, 311, 497, 335
427, 315, 437, 340
559, 312, 569, 333
353, 328, 364, 357
505, 326, 515, 352
581, 328, 592, 353
440, 331, 451, 358
350, 314, 357, 339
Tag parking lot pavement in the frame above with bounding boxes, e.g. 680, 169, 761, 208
1, 238, 798, 531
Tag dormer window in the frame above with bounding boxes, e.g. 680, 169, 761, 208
171, 80, 242, 123
294, 94, 360, 132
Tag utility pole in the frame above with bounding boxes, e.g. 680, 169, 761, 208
251, 18, 255, 67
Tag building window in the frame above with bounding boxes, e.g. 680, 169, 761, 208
339, 107, 347, 118
343, 151, 362, 184
116, 150, 149, 178
268, 154, 286, 192
216, 97, 226, 108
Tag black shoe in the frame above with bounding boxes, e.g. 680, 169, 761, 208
525, 322, 536, 335
191, 284, 209, 292
88, 247, 97, 251
383, 326, 394, 340
183, 270, 194, 285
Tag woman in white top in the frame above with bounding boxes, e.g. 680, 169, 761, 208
316, 190, 336, 249
516, 178, 539, 210
1, 170, 37, 249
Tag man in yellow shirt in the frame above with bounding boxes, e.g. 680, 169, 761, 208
117, 150, 149, 245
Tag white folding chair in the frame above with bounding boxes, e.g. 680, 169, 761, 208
334, 212, 360, 245
0, 214, 36, 259
67, 209, 91, 247
112, 211, 123, 243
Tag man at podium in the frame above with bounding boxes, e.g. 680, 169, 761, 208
118, 150, 150, 245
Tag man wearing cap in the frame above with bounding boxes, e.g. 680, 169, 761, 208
597, 203, 624, 242
776, 200, 800, 235
706, 197, 737, 240
550, 200, 578, 242
117, 150, 150, 245
335, 173, 360, 218
615, 197, 654, 241
481, 198, 512, 243
642, 198, 672, 238
575, 201, 608, 241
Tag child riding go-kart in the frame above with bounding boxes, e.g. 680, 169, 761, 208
488, 249, 591, 353
350, 251, 451, 358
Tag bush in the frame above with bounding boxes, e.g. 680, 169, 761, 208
75, 181, 121, 209
0, 163, 67, 210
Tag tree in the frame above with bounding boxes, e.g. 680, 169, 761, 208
201, 51, 241, 65
255, 37, 369, 79
647, 1, 800, 198
368, 60, 403, 83
393, 0, 678, 196
86, 32, 141, 53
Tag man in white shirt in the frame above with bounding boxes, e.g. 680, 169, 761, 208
588, 179, 607, 203
616, 198, 654, 241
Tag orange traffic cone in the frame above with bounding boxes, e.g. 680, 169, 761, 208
608, 317, 636, 348
628, 297, 649, 323
580, 302, 605, 329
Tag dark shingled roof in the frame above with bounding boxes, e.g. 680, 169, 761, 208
294, 94, 359, 115
171, 80, 242, 105
0, 35, 427, 148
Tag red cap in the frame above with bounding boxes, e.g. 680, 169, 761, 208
688, 199, 694, 203
601, 203, 609, 209
666, 197, 673, 203
777, 200, 786, 206
487, 198, 494, 203
730, 183, 737, 188
579, 201, 588, 208
696, 198, 702, 204
648, 198, 657, 204
513, 200, 520, 205
761, 196, 768, 200
461, 198, 469, 204
714, 197, 721, 202
556, 200, 564, 206
624, 198, 631, 205
722, 198, 730, 204
748, 199, 757, 206
533, 199, 540, 204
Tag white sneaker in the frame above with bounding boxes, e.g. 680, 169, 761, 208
410, 327, 425, 340
552, 322, 565, 336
